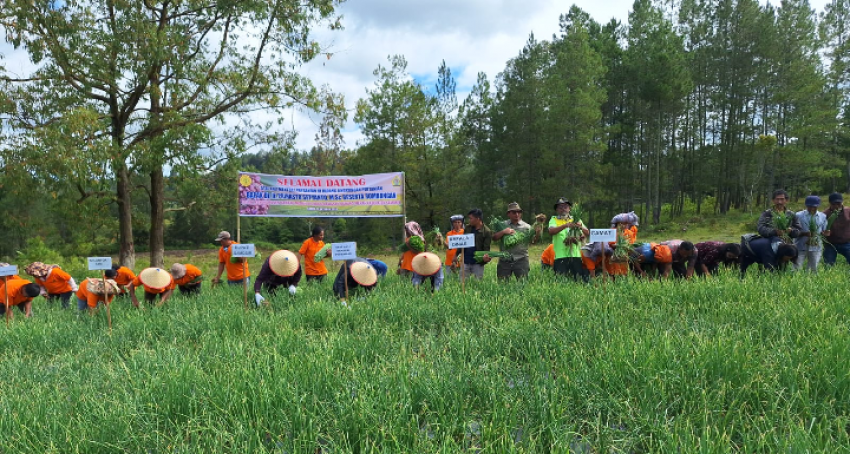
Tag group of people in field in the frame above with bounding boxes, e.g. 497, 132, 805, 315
1, 190, 847, 318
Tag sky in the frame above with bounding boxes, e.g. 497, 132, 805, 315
0, 0, 834, 154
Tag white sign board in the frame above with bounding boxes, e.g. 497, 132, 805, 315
87, 257, 113, 270
332, 242, 357, 261
231, 244, 256, 258
0, 265, 18, 277
448, 234, 475, 249
590, 229, 617, 243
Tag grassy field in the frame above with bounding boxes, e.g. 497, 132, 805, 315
2, 257, 850, 453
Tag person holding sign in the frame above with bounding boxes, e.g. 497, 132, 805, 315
493, 202, 532, 280
25, 262, 78, 309
129, 268, 175, 307
444, 215, 465, 274
299, 226, 330, 282
254, 250, 302, 306
547, 198, 589, 281
0, 278, 40, 319
212, 231, 251, 286
452, 209, 492, 280
170, 263, 204, 296
333, 258, 378, 301
76, 269, 120, 312
111, 263, 137, 296
411, 252, 444, 292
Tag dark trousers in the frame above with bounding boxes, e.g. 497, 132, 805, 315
48, 291, 73, 309
179, 283, 202, 296
554, 257, 588, 282
306, 274, 326, 283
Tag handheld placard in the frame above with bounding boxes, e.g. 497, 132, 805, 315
448, 234, 475, 293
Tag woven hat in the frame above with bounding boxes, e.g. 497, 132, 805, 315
349, 261, 377, 287
269, 250, 299, 277
25, 262, 51, 279
214, 231, 232, 242
139, 268, 173, 290
86, 278, 120, 296
411, 252, 441, 276
506, 202, 523, 213
170, 263, 187, 279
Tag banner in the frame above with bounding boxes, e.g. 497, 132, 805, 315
238, 171, 404, 217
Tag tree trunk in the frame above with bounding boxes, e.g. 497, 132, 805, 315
149, 167, 165, 269
116, 161, 136, 269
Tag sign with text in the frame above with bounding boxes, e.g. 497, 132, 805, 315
590, 229, 617, 243
231, 244, 256, 258
332, 242, 357, 261
448, 234, 475, 249
87, 257, 113, 271
0, 265, 18, 277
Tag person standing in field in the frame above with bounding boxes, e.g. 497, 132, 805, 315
170, 263, 204, 296
661, 240, 698, 279
299, 226, 330, 282
0, 277, 40, 319
76, 270, 120, 313
444, 215, 465, 274
493, 202, 531, 280
129, 268, 175, 307
548, 198, 589, 280
211, 231, 250, 286
254, 250, 302, 306
794, 195, 827, 272
398, 221, 425, 278
111, 264, 136, 296
452, 208, 492, 280
25, 262, 78, 309
540, 244, 555, 271
823, 192, 850, 267
757, 189, 802, 241
694, 242, 741, 276
740, 236, 798, 276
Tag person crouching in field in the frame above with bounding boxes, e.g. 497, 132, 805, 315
299, 226, 330, 283
444, 215, 465, 275
129, 268, 174, 308
76, 270, 120, 313
0, 277, 40, 319
411, 252, 444, 293
661, 240, 698, 279
334, 258, 378, 304
25, 262, 78, 309
694, 242, 741, 277
794, 195, 828, 272
170, 263, 203, 296
111, 263, 136, 296
580, 242, 613, 279
630, 243, 673, 280
540, 244, 555, 272
254, 250, 302, 307
740, 235, 798, 277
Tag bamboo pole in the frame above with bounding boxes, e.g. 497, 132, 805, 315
4, 276, 9, 327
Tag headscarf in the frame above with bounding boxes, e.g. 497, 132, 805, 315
611, 211, 640, 228
404, 221, 425, 243
25, 262, 57, 279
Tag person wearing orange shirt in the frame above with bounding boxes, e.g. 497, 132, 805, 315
25, 262, 78, 309
540, 244, 555, 271
170, 263, 203, 296
397, 222, 424, 278
211, 231, 251, 286
0, 277, 40, 319
76, 269, 120, 312
444, 215, 465, 274
299, 226, 330, 282
111, 264, 136, 295
129, 268, 175, 307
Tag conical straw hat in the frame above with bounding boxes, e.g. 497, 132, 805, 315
86, 278, 120, 296
412, 252, 441, 276
269, 250, 299, 277
349, 261, 377, 287
139, 268, 173, 290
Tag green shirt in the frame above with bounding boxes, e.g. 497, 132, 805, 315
549, 216, 585, 259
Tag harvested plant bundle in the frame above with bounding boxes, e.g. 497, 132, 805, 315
313, 243, 333, 261
474, 250, 512, 264
772, 210, 792, 244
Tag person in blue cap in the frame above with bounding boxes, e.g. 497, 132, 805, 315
794, 195, 828, 272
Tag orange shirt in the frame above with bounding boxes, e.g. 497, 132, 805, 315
299, 238, 329, 276
173, 264, 203, 286
114, 267, 136, 290
651, 243, 673, 264
0, 278, 35, 306
219, 242, 250, 281
541, 244, 555, 266
131, 275, 175, 295
35, 267, 73, 294
401, 250, 416, 272
445, 229, 465, 265
75, 279, 116, 308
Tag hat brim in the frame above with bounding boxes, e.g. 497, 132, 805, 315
139, 268, 173, 290
411, 252, 441, 276
269, 250, 299, 277
350, 262, 377, 287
